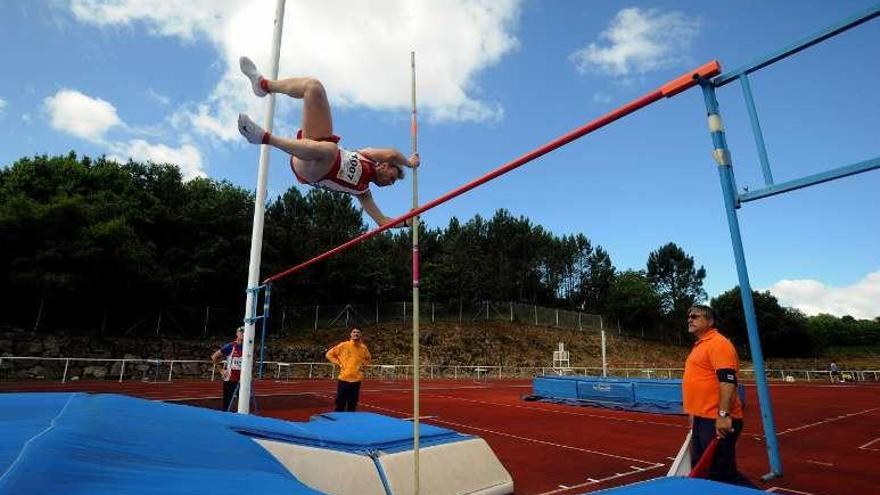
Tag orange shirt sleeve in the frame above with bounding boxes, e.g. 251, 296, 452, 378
326, 342, 342, 365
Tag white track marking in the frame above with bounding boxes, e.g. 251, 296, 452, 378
535, 464, 664, 495
766, 487, 818, 494
421, 393, 687, 429
358, 399, 663, 466
775, 407, 880, 436
859, 437, 880, 451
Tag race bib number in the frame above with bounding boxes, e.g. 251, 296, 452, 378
230, 356, 242, 370
336, 153, 363, 185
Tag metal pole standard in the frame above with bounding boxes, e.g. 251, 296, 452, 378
698, 80, 782, 479
410, 51, 422, 495
239, 0, 286, 414
263, 61, 721, 283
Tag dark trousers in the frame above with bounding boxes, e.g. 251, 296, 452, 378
691, 416, 757, 488
222, 380, 239, 412
335, 380, 362, 412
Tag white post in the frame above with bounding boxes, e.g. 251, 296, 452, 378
509, 302, 513, 322
601, 329, 607, 378
119, 360, 126, 383
167, 361, 174, 381
238, 0, 287, 414
314, 305, 319, 331
281, 307, 286, 333
34, 297, 44, 333
203, 306, 210, 338
62, 358, 69, 383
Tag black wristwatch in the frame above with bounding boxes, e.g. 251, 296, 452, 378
718, 409, 729, 418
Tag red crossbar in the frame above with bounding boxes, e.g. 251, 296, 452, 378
264, 60, 721, 284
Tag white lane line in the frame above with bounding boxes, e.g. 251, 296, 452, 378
535, 464, 665, 495
775, 407, 880, 436
805, 459, 834, 467
358, 400, 663, 466
766, 487, 818, 494
421, 393, 687, 429
859, 437, 880, 451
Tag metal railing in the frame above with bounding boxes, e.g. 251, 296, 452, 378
1, 355, 877, 384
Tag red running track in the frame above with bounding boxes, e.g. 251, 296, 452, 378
2, 378, 878, 494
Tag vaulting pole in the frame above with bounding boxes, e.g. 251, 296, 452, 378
410, 50, 422, 495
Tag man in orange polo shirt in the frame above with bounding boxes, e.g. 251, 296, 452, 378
682, 305, 756, 487
326, 327, 372, 412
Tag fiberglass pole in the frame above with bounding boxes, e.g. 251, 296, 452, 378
238, 0, 286, 414
410, 50, 421, 495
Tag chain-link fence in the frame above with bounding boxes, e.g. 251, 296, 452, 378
0, 296, 623, 344
274, 301, 604, 333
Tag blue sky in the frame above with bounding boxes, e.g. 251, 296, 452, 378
1, 1, 878, 318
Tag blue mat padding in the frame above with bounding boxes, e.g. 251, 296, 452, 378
0, 393, 471, 494
532, 376, 683, 414
589, 477, 764, 494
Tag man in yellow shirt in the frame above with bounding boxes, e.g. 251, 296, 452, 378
326, 327, 372, 412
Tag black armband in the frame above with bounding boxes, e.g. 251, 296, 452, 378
717, 368, 737, 384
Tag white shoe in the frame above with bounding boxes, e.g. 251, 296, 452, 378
238, 113, 267, 144
240, 56, 267, 97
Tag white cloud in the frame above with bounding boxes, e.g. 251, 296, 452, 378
109, 140, 205, 180
571, 8, 700, 77
22, 113, 32, 123
43, 88, 206, 179
69, 0, 236, 41
68, 0, 523, 141
43, 89, 121, 141
765, 271, 880, 320
0, 97, 7, 116
146, 88, 171, 106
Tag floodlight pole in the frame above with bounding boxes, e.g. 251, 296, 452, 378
238, 0, 286, 414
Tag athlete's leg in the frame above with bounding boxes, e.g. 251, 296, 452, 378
239, 57, 336, 180
237, 114, 336, 179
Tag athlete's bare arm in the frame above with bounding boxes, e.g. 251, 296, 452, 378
359, 148, 419, 168
355, 190, 392, 226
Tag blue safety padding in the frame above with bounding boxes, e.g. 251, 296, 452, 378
232, 411, 469, 454
631, 380, 682, 413
588, 476, 764, 494
533, 375, 579, 399
0, 393, 323, 495
0, 393, 473, 494
577, 380, 635, 405
531, 376, 684, 414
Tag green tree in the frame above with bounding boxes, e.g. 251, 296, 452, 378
605, 270, 663, 336
710, 287, 812, 357
646, 242, 707, 338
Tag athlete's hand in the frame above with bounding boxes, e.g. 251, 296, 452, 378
380, 217, 408, 229
408, 153, 420, 168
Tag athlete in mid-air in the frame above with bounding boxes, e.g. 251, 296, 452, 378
237, 56, 419, 227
